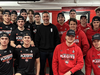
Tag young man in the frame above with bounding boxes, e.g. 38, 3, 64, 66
0, 32, 13, 75
95, 7, 100, 17
0, 9, 3, 22
27, 9, 35, 24
0, 10, 16, 35
85, 33, 100, 75
15, 31, 40, 75
10, 15, 34, 73
10, 15, 34, 49
56, 12, 69, 39
33, 12, 41, 40
79, 15, 91, 32
10, 10, 17, 28
86, 16, 100, 47
52, 30, 84, 75
66, 9, 80, 25
61, 18, 89, 56
35, 11, 60, 75
20, 9, 34, 40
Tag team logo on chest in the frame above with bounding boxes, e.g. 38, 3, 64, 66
10, 27, 12, 30
5, 26, 8, 28
50, 28, 53, 32
65, 60, 69, 64
0, 54, 13, 64
72, 50, 75, 53
20, 53, 33, 62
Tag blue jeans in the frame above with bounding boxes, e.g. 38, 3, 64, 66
40, 51, 53, 75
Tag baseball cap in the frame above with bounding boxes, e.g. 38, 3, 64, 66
92, 16, 100, 22
66, 30, 75, 37
16, 16, 24, 21
3, 10, 11, 15
11, 10, 17, 15
20, 9, 27, 14
95, 7, 100, 12
0, 32, 9, 38
92, 33, 100, 41
80, 15, 87, 19
69, 9, 76, 13
22, 31, 31, 38
57, 12, 64, 17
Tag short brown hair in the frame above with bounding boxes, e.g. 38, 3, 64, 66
27, 9, 34, 15
0, 9, 3, 14
69, 18, 77, 25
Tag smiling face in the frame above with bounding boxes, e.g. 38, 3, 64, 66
0, 37, 9, 46
69, 21, 77, 31
3, 14, 11, 23
22, 36, 31, 45
93, 21, 100, 29
93, 40, 100, 49
35, 15, 41, 23
42, 13, 50, 25
11, 14, 17, 22
80, 17, 87, 25
21, 12, 27, 20
65, 35, 75, 43
58, 15, 65, 24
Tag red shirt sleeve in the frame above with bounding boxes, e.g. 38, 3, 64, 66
52, 45, 59, 75
85, 50, 92, 75
81, 31, 90, 56
61, 31, 66, 43
70, 46, 84, 73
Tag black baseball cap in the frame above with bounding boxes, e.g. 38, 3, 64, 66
66, 30, 75, 37
16, 16, 24, 21
80, 15, 87, 19
0, 32, 9, 38
57, 12, 64, 17
11, 10, 17, 15
69, 9, 76, 13
3, 10, 11, 15
20, 9, 27, 14
92, 33, 100, 41
92, 16, 100, 22
22, 31, 31, 38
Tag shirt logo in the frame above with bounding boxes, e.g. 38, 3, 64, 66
65, 60, 69, 64
72, 50, 75, 53
98, 65, 100, 68
50, 28, 53, 32
20, 53, 33, 62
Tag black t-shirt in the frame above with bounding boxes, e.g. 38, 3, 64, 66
16, 46, 40, 75
10, 28, 31, 45
0, 46, 13, 75
0, 22, 16, 36
24, 21, 35, 40
12, 22, 18, 28
32, 23, 41, 34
